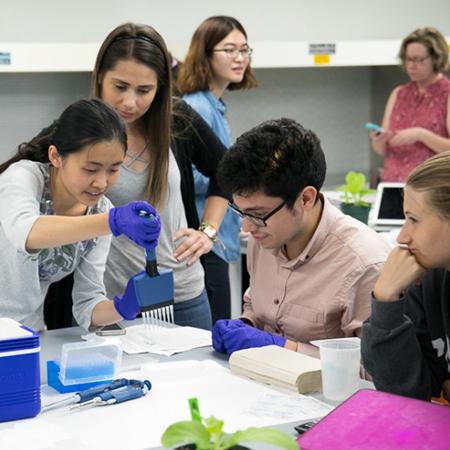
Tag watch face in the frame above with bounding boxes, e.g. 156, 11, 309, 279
200, 224, 217, 241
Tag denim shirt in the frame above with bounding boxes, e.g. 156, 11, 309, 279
183, 90, 241, 263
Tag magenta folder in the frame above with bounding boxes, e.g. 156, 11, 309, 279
298, 389, 450, 449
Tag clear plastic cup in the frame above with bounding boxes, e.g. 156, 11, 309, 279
318, 339, 361, 402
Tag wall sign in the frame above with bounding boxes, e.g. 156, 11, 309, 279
309, 43, 335, 65
0, 52, 11, 65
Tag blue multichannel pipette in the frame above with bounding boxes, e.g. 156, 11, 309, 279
133, 211, 175, 328
41, 378, 132, 412
70, 379, 151, 409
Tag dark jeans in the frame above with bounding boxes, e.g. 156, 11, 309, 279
173, 289, 212, 330
202, 251, 231, 323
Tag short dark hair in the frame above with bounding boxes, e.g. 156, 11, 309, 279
217, 118, 326, 208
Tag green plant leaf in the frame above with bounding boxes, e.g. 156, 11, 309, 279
359, 188, 376, 197
161, 420, 211, 449
204, 416, 225, 445
225, 427, 299, 450
204, 416, 224, 435
338, 171, 373, 204
346, 172, 366, 195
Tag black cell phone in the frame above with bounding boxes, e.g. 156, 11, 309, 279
95, 323, 127, 336
294, 419, 320, 435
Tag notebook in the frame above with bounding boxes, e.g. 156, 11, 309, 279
297, 389, 450, 449
370, 182, 405, 229
229, 345, 322, 394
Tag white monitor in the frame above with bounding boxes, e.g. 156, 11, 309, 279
371, 182, 405, 228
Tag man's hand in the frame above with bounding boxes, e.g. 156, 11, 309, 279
212, 319, 286, 356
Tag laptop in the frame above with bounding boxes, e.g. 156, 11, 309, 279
369, 182, 405, 230
297, 389, 450, 449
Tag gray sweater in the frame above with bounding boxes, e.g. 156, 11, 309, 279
0, 161, 112, 331
361, 268, 450, 400
104, 151, 204, 303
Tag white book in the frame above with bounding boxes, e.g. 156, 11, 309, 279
229, 345, 322, 394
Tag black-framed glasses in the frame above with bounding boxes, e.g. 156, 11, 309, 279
229, 200, 286, 227
212, 47, 253, 59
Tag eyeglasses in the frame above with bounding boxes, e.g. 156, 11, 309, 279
404, 55, 430, 65
228, 200, 285, 227
212, 47, 253, 59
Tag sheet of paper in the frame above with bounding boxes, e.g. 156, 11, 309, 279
2, 360, 334, 450
84, 325, 212, 355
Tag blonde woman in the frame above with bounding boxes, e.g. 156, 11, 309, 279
362, 151, 450, 403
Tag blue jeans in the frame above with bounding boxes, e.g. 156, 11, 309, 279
174, 289, 212, 330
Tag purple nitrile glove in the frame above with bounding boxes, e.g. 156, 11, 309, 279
108, 201, 161, 250
222, 323, 286, 356
212, 319, 247, 353
113, 274, 143, 320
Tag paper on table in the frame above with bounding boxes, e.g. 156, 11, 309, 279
84, 325, 212, 355
4, 360, 334, 450
140, 360, 334, 430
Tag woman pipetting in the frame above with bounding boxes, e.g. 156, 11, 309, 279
178, 16, 257, 321
0, 99, 160, 331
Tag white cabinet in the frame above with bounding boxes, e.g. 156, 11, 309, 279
0, 39, 421, 72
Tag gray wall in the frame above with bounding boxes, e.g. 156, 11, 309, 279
1, 1, 450, 186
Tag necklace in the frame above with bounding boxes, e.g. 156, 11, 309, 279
125, 141, 150, 168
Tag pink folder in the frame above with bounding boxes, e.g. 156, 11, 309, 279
298, 389, 450, 449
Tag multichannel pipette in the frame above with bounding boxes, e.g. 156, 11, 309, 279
132, 212, 175, 330
41, 378, 131, 412
71, 379, 151, 409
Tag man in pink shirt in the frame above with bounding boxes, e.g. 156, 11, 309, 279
213, 118, 390, 357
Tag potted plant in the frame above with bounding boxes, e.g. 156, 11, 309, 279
161, 398, 299, 450
337, 171, 376, 224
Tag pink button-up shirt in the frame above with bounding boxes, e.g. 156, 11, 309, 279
242, 196, 391, 357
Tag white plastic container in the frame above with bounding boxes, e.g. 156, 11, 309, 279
59, 337, 122, 386
317, 338, 361, 402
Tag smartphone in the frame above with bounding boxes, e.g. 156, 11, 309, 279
294, 419, 320, 435
364, 122, 384, 133
96, 323, 127, 336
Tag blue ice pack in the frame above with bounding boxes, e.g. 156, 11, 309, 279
0, 318, 41, 422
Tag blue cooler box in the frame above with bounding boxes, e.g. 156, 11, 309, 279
0, 318, 41, 422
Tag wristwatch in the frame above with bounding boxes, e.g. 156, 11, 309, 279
199, 222, 217, 242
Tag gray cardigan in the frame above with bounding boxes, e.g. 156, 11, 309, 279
0, 160, 111, 331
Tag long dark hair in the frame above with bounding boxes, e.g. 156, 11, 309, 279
0, 99, 127, 174
90, 22, 172, 209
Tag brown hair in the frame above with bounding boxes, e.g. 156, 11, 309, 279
90, 22, 172, 209
177, 16, 257, 94
406, 151, 450, 219
399, 27, 449, 73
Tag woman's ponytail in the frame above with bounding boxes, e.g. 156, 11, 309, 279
0, 121, 59, 175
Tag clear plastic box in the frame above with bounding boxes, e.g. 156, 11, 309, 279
59, 337, 122, 386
